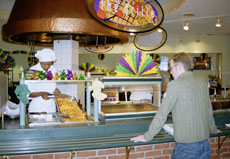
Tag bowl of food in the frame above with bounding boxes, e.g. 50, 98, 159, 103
24, 69, 40, 80
24, 69, 35, 80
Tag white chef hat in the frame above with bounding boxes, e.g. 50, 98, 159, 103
35, 48, 56, 62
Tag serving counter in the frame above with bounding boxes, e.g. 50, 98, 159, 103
1, 77, 230, 158
0, 111, 230, 157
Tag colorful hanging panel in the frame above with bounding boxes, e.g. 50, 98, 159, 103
115, 50, 159, 76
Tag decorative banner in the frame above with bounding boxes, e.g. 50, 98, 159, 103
85, 45, 114, 53
79, 62, 96, 72
0, 48, 38, 69
98, 54, 105, 60
87, 0, 164, 33
115, 50, 159, 76
134, 27, 167, 51
150, 53, 161, 67
0, 48, 16, 69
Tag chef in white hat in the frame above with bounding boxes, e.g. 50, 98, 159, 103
27, 48, 60, 113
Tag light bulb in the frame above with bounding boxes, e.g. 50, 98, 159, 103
129, 32, 135, 36
183, 25, 189, 31
215, 23, 221, 28
215, 18, 221, 28
157, 28, 163, 33
183, 21, 189, 31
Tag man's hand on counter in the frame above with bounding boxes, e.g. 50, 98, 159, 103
130, 135, 147, 142
217, 129, 222, 133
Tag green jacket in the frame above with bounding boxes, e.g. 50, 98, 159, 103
144, 72, 217, 143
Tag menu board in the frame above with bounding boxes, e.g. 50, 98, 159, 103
158, 56, 168, 71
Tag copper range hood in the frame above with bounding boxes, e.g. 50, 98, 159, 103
2, 0, 129, 46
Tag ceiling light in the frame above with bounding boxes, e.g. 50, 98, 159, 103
183, 13, 195, 17
215, 18, 222, 28
157, 28, 163, 33
130, 33, 135, 36
183, 21, 189, 31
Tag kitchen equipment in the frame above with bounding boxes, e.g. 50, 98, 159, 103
0, 74, 8, 114
5, 100, 19, 119
29, 113, 59, 123
99, 103, 158, 121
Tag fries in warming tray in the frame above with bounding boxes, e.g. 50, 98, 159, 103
56, 98, 87, 122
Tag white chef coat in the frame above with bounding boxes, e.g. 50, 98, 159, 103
27, 63, 57, 113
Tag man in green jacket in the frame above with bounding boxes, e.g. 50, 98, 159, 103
131, 52, 219, 159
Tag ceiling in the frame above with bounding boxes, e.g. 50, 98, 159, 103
162, 0, 230, 36
0, 0, 230, 38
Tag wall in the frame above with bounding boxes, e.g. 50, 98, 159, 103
79, 36, 230, 87
1, 137, 229, 159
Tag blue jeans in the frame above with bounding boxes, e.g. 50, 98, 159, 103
172, 139, 211, 159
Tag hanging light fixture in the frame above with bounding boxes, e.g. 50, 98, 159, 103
215, 17, 222, 28
157, 28, 163, 33
183, 20, 189, 31
129, 33, 135, 36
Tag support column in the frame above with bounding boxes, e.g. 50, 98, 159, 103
53, 40, 85, 107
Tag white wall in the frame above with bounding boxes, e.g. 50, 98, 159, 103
79, 36, 230, 87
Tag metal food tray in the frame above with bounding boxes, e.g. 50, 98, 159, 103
28, 95, 92, 127
99, 103, 158, 121
29, 114, 60, 123
54, 95, 93, 123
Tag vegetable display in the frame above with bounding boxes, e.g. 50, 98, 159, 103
25, 69, 85, 80
38, 71, 47, 80
66, 70, 73, 80
46, 71, 53, 80
60, 70, 66, 80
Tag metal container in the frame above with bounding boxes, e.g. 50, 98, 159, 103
28, 95, 92, 127
29, 114, 59, 123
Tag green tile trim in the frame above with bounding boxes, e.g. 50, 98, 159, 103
102, 78, 162, 82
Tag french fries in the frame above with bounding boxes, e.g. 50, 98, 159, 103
56, 98, 87, 122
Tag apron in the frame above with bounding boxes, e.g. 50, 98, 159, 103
27, 63, 57, 113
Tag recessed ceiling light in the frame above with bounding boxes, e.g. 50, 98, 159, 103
215, 18, 222, 28
183, 13, 195, 17
183, 21, 189, 31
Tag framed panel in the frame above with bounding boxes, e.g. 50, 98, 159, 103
134, 27, 167, 51
193, 56, 212, 70
85, 45, 114, 53
87, 0, 164, 33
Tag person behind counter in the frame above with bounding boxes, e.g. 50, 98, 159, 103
131, 52, 220, 159
27, 48, 60, 113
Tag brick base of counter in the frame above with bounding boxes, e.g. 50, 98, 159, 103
1, 137, 230, 159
